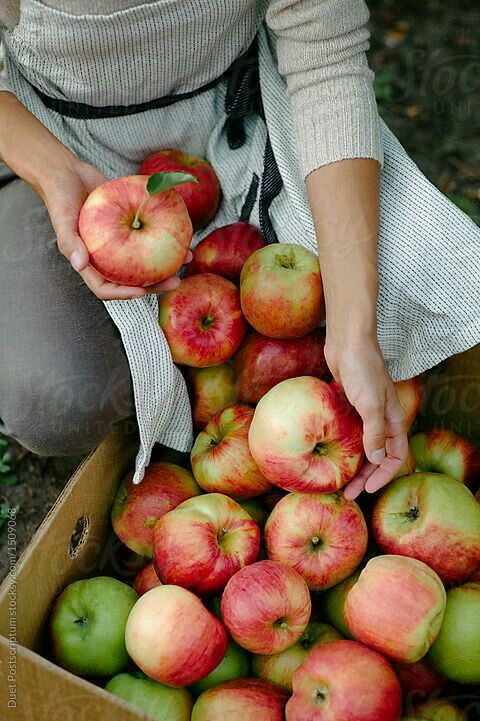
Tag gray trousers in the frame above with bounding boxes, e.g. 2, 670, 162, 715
0, 169, 135, 456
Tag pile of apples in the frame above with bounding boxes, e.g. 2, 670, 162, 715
49, 151, 480, 721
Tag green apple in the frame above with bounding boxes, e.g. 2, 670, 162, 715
49, 576, 138, 677
428, 581, 480, 683
190, 639, 249, 695
105, 672, 192, 721
412, 699, 467, 721
318, 570, 360, 638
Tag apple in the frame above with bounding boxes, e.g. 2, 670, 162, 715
190, 639, 250, 695
252, 621, 341, 692
159, 273, 247, 367
133, 562, 162, 596
248, 377, 364, 494
412, 700, 467, 721
428, 581, 480, 684
232, 330, 328, 404
184, 364, 237, 431
191, 679, 288, 721
394, 445, 416, 478
238, 497, 270, 528
286, 639, 402, 721
78, 173, 193, 286
191, 404, 271, 499
125, 585, 227, 687
410, 428, 480, 487
394, 377, 425, 430
318, 570, 361, 639
111, 462, 201, 557
240, 244, 323, 338
344, 555, 446, 663
372, 472, 480, 585
393, 657, 446, 703
49, 577, 138, 677
186, 223, 266, 281
221, 559, 311, 654
153, 493, 260, 595
105, 672, 192, 721
264, 492, 368, 591
139, 149, 220, 229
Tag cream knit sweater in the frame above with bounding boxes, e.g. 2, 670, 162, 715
0, 0, 382, 177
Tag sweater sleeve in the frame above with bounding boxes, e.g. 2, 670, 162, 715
266, 0, 383, 179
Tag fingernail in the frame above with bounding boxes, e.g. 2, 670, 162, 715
70, 250, 83, 271
371, 448, 385, 464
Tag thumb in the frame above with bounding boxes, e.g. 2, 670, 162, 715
360, 401, 386, 465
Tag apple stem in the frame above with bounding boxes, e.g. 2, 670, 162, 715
132, 197, 149, 229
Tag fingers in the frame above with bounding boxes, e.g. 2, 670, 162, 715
364, 386, 408, 494
144, 275, 181, 294
185, 250, 193, 263
358, 395, 386, 466
343, 461, 377, 500
59, 232, 90, 272
79, 266, 147, 301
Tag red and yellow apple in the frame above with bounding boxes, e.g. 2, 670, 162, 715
153, 493, 260, 596
286, 639, 402, 721
133, 562, 162, 596
233, 330, 328, 404
191, 404, 271, 499
111, 462, 201, 557
410, 428, 480, 487
240, 244, 323, 338
412, 700, 467, 721
159, 273, 247, 367
264, 492, 368, 591
372, 472, 480, 585
344, 555, 446, 663
191, 679, 288, 721
125, 585, 227, 687
394, 377, 425, 431
78, 174, 193, 286
139, 149, 220, 229
221, 560, 311, 654
248, 377, 364, 494
186, 222, 265, 281
184, 364, 237, 431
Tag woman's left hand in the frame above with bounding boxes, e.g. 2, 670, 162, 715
324, 337, 408, 500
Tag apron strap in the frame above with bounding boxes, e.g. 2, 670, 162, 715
259, 136, 282, 244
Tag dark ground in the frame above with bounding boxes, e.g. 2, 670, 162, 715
0, 2, 479, 578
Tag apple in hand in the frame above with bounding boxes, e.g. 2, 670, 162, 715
394, 377, 425, 430
49, 577, 137, 677
265, 492, 367, 591
428, 581, 480, 684
286, 640, 402, 721
159, 273, 247, 367
125, 585, 227, 687
139, 149, 220, 229
221, 560, 311, 654
233, 330, 328, 404
248, 377, 364, 494
318, 570, 361, 639
191, 638, 250, 695
191, 679, 288, 721
184, 364, 237, 431
252, 621, 341, 692
344, 556, 446, 663
186, 223, 266, 281
111, 462, 201, 557
240, 244, 323, 338
372, 472, 480, 585
411, 700, 467, 721
410, 428, 480, 487
105, 672, 192, 721
153, 493, 260, 596
133, 562, 162, 596
79, 173, 194, 286
393, 657, 446, 703
191, 404, 271, 499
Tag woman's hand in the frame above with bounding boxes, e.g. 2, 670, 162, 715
325, 338, 408, 500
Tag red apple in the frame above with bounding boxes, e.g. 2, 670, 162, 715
240, 244, 323, 338
248, 377, 364, 494
184, 364, 238, 431
159, 273, 247, 367
393, 657, 446, 704
395, 377, 425, 431
133, 562, 162, 596
264, 492, 368, 591
153, 493, 260, 596
191, 404, 271, 499
186, 223, 266, 281
221, 559, 311, 654
410, 428, 480, 487
78, 174, 193, 286
252, 621, 341, 692
111, 462, 202, 557
139, 149, 220, 229
191, 679, 288, 721
232, 330, 328, 404
412, 700, 467, 721
344, 555, 446, 663
286, 639, 402, 721
372, 472, 480, 585
125, 585, 227, 687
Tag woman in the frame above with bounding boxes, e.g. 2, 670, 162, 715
0, 1, 478, 498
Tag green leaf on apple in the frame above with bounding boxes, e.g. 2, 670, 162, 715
146, 171, 200, 196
